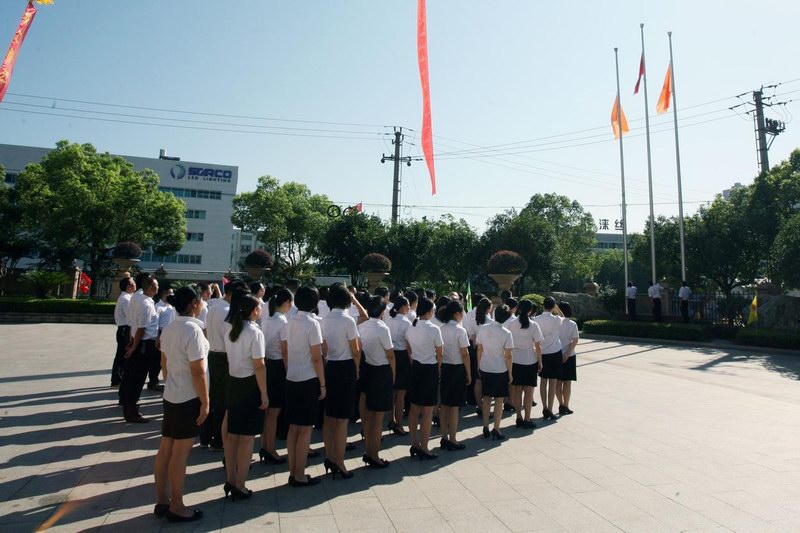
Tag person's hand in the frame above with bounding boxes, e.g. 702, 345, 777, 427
319, 385, 327, 400
562, 353, 569, 363
465, 374, 472, 386
124, 346, 134, 359
155, 337, 161, 351
537, 361, 543, 372
508, 372, 513, 384
259, 393, 269, 410
196, 403, 210, 426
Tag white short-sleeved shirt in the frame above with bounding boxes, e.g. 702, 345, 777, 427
321, 309, 359, 362
559, 319, 580, 359
407, 309, 417, 322
161, 316, 209, 404
387, 313, 412, 351
317, 300, 331, 320
431, 316, 443, 328
440, 321, 470, 365
464, 310, 494, 340
358, 318, 394, 366
626, 286, 637, 299
223, 321, 265, 378
261, 311, 288, 361
198, 299, 210, 326
532, 312, 563, 355
648, 284, 662, 299
476, 322, 514, 374
205, 300, 230, 353
506, 316, 544, 365
679, 286, 691, 300
131, 291, 158, 340
405, 319, 443, 365
156, 300, 176, 330
114, 292, 132, 326
284, 311, 324, 382
288, 303, 299, 319
126, 289, 144, 333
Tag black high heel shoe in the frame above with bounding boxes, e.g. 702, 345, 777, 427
432, 415, 440, 427
153, 503, 170, 518
389, 422, 407, 436
409, 445, 420, 457
362, 454, 389, 469
229, 485, 253, 501
166, 510, 203, 523
445, 440, 466, 451
439, 438, 449, 449
417, 448, 438, 460
323, 458, 353, 479
259, 448, 287, 464
223, 481, 232, 499
289, 475, 321, 487
482, 426, 491, 439
491, 429, 507, 441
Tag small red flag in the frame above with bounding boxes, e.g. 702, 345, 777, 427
78, 272, 92, 295
0, 2, 37, 104
633, 53, 645, 95
355, 202, 363, 213
417, 0, 436, 195
656, 65, 672, 114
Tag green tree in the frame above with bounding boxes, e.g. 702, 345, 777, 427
427, 215, 480, 290
14, 141, 186, 283
629, 215, 687, 286
771, 212, 800, 288
0, 165, 37, 294
316, 213, 388, 279
385, 218, 436, 287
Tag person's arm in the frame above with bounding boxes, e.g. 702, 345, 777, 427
460, 347, 471, 385
504, 348, 513, 383
435, 345, 444, 372
190, 358, 209, 425
535, 341, 543, 372
386, 349, 396, 384
281, 340, 288, 368
477, 343, 484, 370
126, 327, 144, 358
350, 294, 368, 325
254, 358, 268, 409
160, 352, 168, 381
349, 338, 360, 379
311, 344, 326, 400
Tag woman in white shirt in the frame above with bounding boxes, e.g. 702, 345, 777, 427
556, 301, 580, 416
465, 297, 493, 415
358, 296, 395, 468
532, 296, 564, 421
223, 294, 266, 501
387, 296, 412, 436
506, 299, 543, 430
320, 284, 360, 480
154, 285, 209, 523
282, 287, 326, 487
438, 301, 471, 451
258, 288, 292, 465
476, 305, 514, 441
405, 298, 443, 459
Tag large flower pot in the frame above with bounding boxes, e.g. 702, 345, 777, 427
245, 266, 266, 281
111, 257, 140, 299
365, 272, 389, 292
489, 273, 521, 303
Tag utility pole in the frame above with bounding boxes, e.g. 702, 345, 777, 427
381, 127, 419, 225
739, 87, 787, 175
754, 90, 770, 174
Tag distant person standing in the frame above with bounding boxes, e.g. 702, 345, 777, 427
532, 297, 563, 420
648, 280, 662, 322
122, 275, 159, 423
679, 281, 691, 323
626, 282, 637, 320
112, 277, 136, 389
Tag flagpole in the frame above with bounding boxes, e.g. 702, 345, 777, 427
668, 31, 687, 282
614, 47, 630, 314
640, 23, 657, 284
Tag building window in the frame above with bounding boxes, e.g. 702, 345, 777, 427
186, 232, 204, 242
160, 187, 222, 200
141, 252, 202, 265
240, 245, 252, 254
4, 173, 17, 184
185, 209, 206, 219
241, 234, 252, 241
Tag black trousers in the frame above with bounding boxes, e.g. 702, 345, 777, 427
681, 300, 690, 323
627, 299, 637, 320
206, 351, 228, 447
148, 334, 162, 386
652, 298, 662, 321
112, 325, 129, 386
120, 339, 156, 418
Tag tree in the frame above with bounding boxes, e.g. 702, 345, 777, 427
427, 215, 480, 290
629, 215, 686, 286
771, 212, 800, 289
0, 165, 37, 294
14, 141, 186, 286
316, 213, 387, 279
385, 219, 436, 287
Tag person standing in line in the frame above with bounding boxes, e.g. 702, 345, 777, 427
316, 287, 331, 319
556, 302, 579, 416
285, 279, 302, 318
197, 282, 213, 326
122, 275, 159, 423
438, 300, 471, 450
532, 297, 563, 421
152, 287, 175, 391
405, 290, 419, 322
250, 282, 266, 317
320, 284, 361, 480
112, 277, 136, 389
405, 298, 443, 460
476, 304, 514, 441
358, 296, 395, 468
679, 281, 692, 324
153, 285, 209, 523
387, 296, 412, 436
258, 288, 292, 465
626, 282, 637, 320
465, 297, 493, 416
282, 286, 326, 487
222, 294, 267, 501
648, 280, 662, 322
506, 299, 543, 429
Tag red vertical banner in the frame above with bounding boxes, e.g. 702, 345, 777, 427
417, 0, 436, 195
0, 2, 38, 104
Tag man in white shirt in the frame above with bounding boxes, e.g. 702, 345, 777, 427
648, 280, 662, 322
152, 287, 175, 390
121, 275, 159, 423
112, 277, 136, 389
626, 282, 637, 321
679, 281, 692, 323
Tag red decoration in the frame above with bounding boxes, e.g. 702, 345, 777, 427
78, 272, 92, 295
0, 2, 37, 104
417, 0, 436, 195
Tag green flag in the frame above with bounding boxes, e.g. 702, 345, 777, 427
465, 280, 473, 312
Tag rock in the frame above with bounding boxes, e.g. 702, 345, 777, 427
547, 292, 610, 321
757, 295, 800, 331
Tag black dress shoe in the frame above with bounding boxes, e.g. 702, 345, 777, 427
166, 510, 203, 522
289, 475, 321, 487
345, 442, 356, 452
521, 420, 537, 429
125, 415, 148, 424
147, 384, 164, 391
153, 504, 169, 518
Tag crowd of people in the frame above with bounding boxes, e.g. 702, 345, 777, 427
112, 275, 580, 523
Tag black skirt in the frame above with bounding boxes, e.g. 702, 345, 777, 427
481, 371, 510, 398
539, 351, 563, 380
364, 362, 393, 412
285, 378, 320, 426
468, 344, 479, 380
356, 356, 368, 394
226, 375, 264, 436
162, 397, 201, 440
560, 355, 577, 381
440, 363, 467, 407
325, 359, 357, 419
408, 361, 438, 407
266, 358, 286, 408
393, 349, 411, 391
512, 363, 537, 387
207, 351, 228, 409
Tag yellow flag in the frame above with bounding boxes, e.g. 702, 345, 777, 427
747, 294, 758, 325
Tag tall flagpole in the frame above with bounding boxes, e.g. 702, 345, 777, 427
614, 47, 630, 312
668, 31, 687, 281
640, 23, 657, 284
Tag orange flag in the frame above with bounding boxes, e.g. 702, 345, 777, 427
611, 95, 630, 139
417, 0, 436, 195
0, 2, 38, 104
656, 65, 672, 114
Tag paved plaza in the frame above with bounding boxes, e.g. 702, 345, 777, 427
1, 323, 799, 532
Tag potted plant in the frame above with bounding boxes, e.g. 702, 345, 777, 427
361, 253, 392, 291
487, 250, 527, 296
244, 249, 273, 280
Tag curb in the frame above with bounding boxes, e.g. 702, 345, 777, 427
0, 313, 115, 325
581, 333, 800, 357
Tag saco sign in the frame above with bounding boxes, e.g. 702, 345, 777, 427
170, 164, 232, 183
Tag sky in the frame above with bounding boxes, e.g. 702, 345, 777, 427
2, 0, 800, 235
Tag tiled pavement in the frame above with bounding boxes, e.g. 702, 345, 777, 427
1, 323, 799, 532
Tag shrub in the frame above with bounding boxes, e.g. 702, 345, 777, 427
520, 293, 545, 313
20, 270, 72, 299
111, 241, 142, 259
244, 249, 273, 269
582, 320, 711, 342
0, 297, 115, 314
361, 253, 392, 273
735, 328, 800, 350
487, 250, 527, 274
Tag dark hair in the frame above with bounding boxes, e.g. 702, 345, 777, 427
268, 288, 293, 317
174, 285, 201, 315
294, 286, 319, 312
517, 299, 534, 329
405, 290, 418, 305
627, 281, 633, 287
505, 297, 518, 310
543, 296, 556, 310
389, 287, 402, 302
198, 282, 210, 293
328, 284, 351, 309
389, 296, 409, 318
141, 276, 158, 291
500, 289, 512, 303
224, 278, 244, 294
413, 298, 435, 326
475, 297, 491, 325
559, 301, 573, 318
318, 286, 330, 300
375, 286, 390, 298
356, 290, 371, 310
367, 296, 386, 319
134, 272, 151, 289
224, 285, 252, 323
286, 278, 301, 292
441, 300, 464, 324
494, 304, 512, 324
472, 292, 486, 310
157, 286, 171, 300
434, 295, 451, 322
119, 278, 132, 291
424, 289, 436, 300
249, 281, 265, 296
229, 294, 260, 343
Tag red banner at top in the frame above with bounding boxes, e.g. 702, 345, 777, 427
417, 0, 436, 195
0, 2, 38, 104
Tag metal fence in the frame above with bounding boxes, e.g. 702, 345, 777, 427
666, 289, 756, 325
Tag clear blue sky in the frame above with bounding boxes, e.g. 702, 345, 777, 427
2, 0, 799, 234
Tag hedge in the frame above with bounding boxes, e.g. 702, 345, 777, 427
735, 328, 800, 350
519, 293, 545, 311
582, 320, 711, 342
0, 298, 116, 315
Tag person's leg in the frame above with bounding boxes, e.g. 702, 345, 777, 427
562, 381, 572, 410
481, 396, 491, 428
556, 381, 564, 408
147, 342, 161, 387
547, 379, 557, 412
408, 404, 420, 448
523, 386, 533, 420
167, 438, 194, 515
235, 436, 254, 490
371, 411, 385, 458
359, 393, 366, 426
539, 379, 548, 414
264, 408, 281, 455
448, 406, 460, 443
286, 425, 298, 477
154, 437, 173, 506
492, 397, 504, 431
419, 406, 433, 452
393, 390, 406, 430
439, 405, 450, 443
510, 385, 521, 422
335, 418, 348, 469
112, 326, 125, 386
322, 415, 335, 463
224, 434, 239, 484
294, 426, 312, 481
474, 379, 482, 412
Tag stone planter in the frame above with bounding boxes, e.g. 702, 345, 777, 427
365, 272, 389, 292
245, 266, 267, 281
583, 281, 599, 297
111, 257, 140, 299
489, 273, 521, 303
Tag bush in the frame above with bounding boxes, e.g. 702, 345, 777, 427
735, 328, 800, 350
704, 322, 742, 341
244, 249, 273, 269
112, 241, 142, 259
361, 253, 392, 273
20, 270, 72, 298
582, 320, 711, 342
520, 293, 545, 313
487, 250, 527, 274
0, 297, 115, 314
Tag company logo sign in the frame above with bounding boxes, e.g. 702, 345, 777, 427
170, 164, 186, 179
170, 164, 233, 183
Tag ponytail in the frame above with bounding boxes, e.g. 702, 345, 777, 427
413, 298, 435, 326
268, 288, 293, 317
442, 300, 464, 324
225, 285, 252, 325
518, 299, 534, 329
230, 294, 260, 343
389, 296, 409, 318
475, 297, 491, 325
